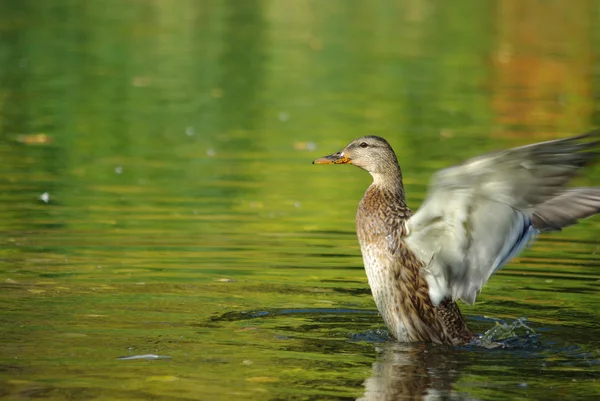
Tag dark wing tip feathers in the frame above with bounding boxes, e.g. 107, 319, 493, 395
573, 128, 600, 140
530, 130, 600, 167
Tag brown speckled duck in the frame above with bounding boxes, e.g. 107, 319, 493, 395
313, 132, 600, 345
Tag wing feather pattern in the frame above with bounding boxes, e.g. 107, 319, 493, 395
404, 130, 600, 306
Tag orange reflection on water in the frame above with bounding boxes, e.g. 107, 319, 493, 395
491, 0, 595, 138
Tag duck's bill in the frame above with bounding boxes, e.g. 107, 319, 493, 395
312, 153, 352, 164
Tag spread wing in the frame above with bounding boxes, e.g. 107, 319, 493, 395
403, 131, 600, 306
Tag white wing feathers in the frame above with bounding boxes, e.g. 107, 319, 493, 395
404, 131, 600, 306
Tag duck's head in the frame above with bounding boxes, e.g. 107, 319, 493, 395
313, 136, 400, 176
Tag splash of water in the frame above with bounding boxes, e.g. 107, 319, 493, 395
476, 317, 537, 348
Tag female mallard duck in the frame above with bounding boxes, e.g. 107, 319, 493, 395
313, 132, 600, 345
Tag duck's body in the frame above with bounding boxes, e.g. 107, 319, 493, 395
357, 184, 473, 344
314, 132, 600, 345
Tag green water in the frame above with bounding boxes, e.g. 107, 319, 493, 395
1, 1, 600, 399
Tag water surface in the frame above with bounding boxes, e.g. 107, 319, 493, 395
1, 1, 600, 399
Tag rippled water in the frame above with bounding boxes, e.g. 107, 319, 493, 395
1, 1, 600, 400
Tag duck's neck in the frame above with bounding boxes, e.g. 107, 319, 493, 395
369, 170, 407, 204
357, 171, 411, 244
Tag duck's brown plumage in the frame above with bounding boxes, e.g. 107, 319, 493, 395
357, 181, 473, 345
314, 132, 600, 345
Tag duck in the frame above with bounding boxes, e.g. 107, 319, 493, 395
313, 131, 600, 345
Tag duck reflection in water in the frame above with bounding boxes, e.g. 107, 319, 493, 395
314, 131, 600, 345
357, 342, 477, 401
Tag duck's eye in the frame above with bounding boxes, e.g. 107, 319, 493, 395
359, 142, 369, 148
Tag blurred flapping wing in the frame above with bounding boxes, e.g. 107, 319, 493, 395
404, 131, 600, 306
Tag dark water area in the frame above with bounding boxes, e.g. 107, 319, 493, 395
1, 1, 600, 399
